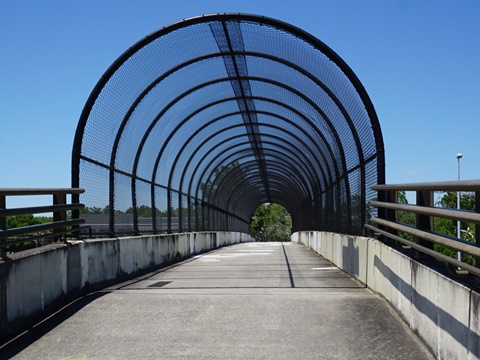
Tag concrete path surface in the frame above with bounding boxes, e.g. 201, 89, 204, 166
1, 242, 434, 359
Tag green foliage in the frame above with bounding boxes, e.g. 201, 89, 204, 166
436, 191, 475, 210
397, 191, 408, 205
434, 192, 475, 237
394, 191, 476, 265
5, 215, 54, 252
249, 203, 292, 242
80, 206, 104, 214
7, 214, 52, 229
82, 205, 172, 217
126, 205, 153, 217
199, 162, 243, 200
434, 191, 476, 264
434, 192, 475, 238
81, 205, 126, 214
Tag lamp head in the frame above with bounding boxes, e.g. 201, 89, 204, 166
457, 153, 463, 159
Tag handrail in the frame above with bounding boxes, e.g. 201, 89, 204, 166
0, 188, 85, 195
0, 188, 85, 258
0, 219, 85, 239
367, 181, 480, 280
370, 217, 480, 257
370, 201, 480, 225
364, 224, 480, 278
372, 180, 480, 192
2, 226, 92, 247
0, 204, 85, 217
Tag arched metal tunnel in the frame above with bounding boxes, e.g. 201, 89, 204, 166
72, 13, 385, 237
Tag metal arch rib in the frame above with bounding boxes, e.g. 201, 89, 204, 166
200, 144, 318, 206
177, 109, 331, 203
138, 76, 347, 230
186, 135, 321, 229
215, 159, 311, 210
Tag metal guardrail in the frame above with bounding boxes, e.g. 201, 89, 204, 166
0, 188, 86, 259
366, 180, 480, 279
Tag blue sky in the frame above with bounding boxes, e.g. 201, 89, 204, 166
1, 0, 479, 207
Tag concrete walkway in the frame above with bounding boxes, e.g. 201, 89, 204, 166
1, 242, 434, 359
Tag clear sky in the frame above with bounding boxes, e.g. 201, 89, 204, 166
1, 0, 479, 207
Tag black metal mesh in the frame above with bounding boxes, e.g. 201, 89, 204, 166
72, 13, 385, 237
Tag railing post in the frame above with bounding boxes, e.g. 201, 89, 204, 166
0, 195, 7, 337
53, 192, 67, 242
373, 189, 398, 242
0, 194, 6, 259
475, 191, 480, 286
416, 190, 434, 258
386, 190, 397, 223
0, 258, 6, 338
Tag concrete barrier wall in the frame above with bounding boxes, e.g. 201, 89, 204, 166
292, 231, 480, 360
1, 231, 253, 338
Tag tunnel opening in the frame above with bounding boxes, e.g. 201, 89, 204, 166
249, 203, 292, 242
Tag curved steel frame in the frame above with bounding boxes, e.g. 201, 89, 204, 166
72, 13, 385, 236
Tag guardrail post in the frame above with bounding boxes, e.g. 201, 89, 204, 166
416, 190, 434, 258
53, 192, 67, 242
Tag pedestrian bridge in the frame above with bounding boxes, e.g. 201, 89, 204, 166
71, 13, 384, 237
1, 13, 480, 359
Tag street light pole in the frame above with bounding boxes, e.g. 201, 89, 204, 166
457, 153, 463, 263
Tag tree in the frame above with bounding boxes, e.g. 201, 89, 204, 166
433, 192, 476, 264
199, 161, 244, 201
7, 214, 52, 229
126, 205, 152, 217
394, 191, 476, 264
434, 192, 475, 238
5, 215, 54, 252
80, 206, 103, 214
249, 203, 292, 242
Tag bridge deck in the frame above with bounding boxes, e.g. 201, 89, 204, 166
2, 242, 434, 359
